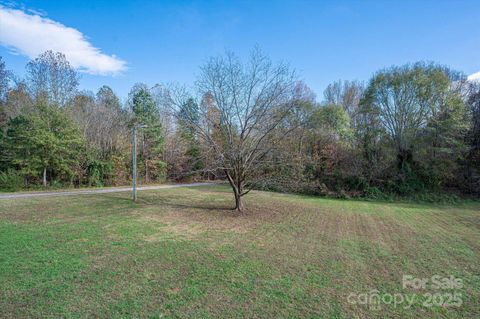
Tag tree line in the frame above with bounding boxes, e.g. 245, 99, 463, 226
0, 49, 479, 208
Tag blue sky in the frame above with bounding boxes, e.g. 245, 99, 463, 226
1, 0, 479, 101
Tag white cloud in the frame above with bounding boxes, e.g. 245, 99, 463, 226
468, 72, 480, 82
0, 6, 126, 75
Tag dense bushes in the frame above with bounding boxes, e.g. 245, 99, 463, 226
0, 170, 24, 191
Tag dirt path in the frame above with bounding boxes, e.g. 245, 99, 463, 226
0, 182, 217, 200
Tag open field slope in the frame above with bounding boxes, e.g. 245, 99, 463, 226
0, 186, 479, 318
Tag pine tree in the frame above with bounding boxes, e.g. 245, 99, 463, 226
130, 85, 165, 182
177, 98, 202, 178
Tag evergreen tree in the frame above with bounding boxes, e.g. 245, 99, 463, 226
96, 85, 121, 110
178, 98, 202, 178
129, 84, 165, 182
3, 102, 84, 186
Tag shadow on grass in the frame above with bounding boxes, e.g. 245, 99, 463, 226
83, 188, 237, 217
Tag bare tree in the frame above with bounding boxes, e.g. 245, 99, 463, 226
169, 48, 298, 211
323, 80, 364, 118
26, 51, 79, 107
0, 56, 11, 104
0, 57, 12, 127
4, 81, 34, 120
68, 89, 127, 158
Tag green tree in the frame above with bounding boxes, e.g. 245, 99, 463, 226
96, 85, 121, 110
420, 92, 469, 187
464, 84, 480, 193
177, 98, 202, 178
3, 102, 84, 187
362, 62, 462, 181
129, 84, 165, 182
311, 104, 353, 141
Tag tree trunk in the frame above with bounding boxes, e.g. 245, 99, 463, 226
225, 170, 244, 212
234, 188, 244, 212
145, 159, 149, 184
43, 167, 47, 187
397, 148, 412, 181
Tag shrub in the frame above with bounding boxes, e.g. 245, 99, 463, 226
406, 191, 461, 204
364, 185, 389, 200
87, 160, 114, 187
49, 179, 64, 189
0, 170, 24, 191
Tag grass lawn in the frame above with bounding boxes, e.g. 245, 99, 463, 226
0, 186, 479, 318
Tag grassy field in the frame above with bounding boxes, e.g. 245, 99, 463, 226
0, 186, 479, 318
